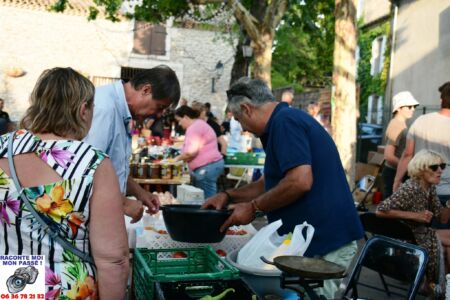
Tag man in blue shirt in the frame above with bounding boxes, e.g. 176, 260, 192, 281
204, 78, 363, 298
85, 65, 180, 222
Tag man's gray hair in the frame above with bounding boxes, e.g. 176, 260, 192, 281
226, 77, 275, 114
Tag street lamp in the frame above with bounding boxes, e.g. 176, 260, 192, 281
242, 45, 253, 77
242, 45, 253, 58
211, 60, 224, 93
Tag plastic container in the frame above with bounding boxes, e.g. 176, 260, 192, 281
227, 249, 296, 299
132, 246, 240, 300
155, 278, 259, 300
225, 152, 265, 165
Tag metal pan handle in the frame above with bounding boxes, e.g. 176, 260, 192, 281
260, 256, 275, 266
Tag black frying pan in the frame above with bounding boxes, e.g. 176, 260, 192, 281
261, 256, 346, 280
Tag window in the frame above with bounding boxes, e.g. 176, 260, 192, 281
367, 94, 383, 125
132, 21, 167, 56
120, 67, 148, 81
370, 35, 386, 76
357, 0, 364, 19
90, 76, 119, 87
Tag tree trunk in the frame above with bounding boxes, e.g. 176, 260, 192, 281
252, 31, 273, 88
230, 35, 249, 86
332, 0, 357, 185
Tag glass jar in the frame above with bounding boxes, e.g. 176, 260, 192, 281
148, 163, 161, 179
172, 163, 183, 179
130, 163, 139, 178
136, 163, 147, 179
160, 163, 172, 180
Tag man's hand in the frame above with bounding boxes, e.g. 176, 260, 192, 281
137, 192, 160, 214
201, 192, 229, 210
124, 198, 144, 223
220, 202, 255, 232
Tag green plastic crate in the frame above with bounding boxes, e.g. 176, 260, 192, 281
225, 152, 265, 165
132, 246, 240, 300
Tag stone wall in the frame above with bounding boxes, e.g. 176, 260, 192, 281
0, 5, 235, 122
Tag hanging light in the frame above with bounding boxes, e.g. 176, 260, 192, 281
215, 60, 224, 79
242, 45, 253, 58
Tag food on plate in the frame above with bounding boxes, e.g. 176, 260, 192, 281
172, 251, 187, 258
215, 249, 227, 257
143, 226, 167, 234
153, 191, 179, 205
225, 229, 247, 235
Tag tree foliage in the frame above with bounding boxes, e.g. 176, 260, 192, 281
272, 0, 335, 92
356, 21, 391, 121
51, 0, 335, 91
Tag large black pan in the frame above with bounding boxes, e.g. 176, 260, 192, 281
261, 256, 346, 280
160, 204, 232, 243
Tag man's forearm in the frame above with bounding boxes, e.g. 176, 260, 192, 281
126, 175, 145, 198
226, 176, 265, 203
253, 176, 308, 212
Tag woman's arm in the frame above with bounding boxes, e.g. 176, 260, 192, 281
440, 206, 450, 224
384, 144, 399, 167
90, 158, 129, 299
376, 209, 433, 224
175, 151, 196, 162
218, 135, 228, 156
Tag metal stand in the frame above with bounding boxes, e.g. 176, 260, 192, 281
280, 272, 328, 300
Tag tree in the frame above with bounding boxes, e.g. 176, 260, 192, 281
51, 0, 288, 88
271, 0, 335, 91
331, 0, 357, 183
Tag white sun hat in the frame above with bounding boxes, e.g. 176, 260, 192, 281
392, 91, 419, 113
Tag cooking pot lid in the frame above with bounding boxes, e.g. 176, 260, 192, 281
273, 256, 346, 279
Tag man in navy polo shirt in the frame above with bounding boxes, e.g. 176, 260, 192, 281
203, 77, 363, 298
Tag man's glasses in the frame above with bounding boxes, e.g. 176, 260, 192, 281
226, 89, 252, 101
401, 105, 418, 110
429, 163, 447, 172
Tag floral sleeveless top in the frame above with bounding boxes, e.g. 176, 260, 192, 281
0, 130, 107, 299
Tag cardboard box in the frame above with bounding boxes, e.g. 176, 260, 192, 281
367, 151, 385, 166
355, 162, 380, 182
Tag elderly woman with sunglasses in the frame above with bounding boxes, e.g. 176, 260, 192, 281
377, 149, 450, 298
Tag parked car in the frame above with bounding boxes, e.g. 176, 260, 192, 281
357, 123, 383, 163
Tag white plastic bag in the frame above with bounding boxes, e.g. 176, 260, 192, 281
237, 220, 315, 270
265, 221, 315, 270
237, 219, 282, 269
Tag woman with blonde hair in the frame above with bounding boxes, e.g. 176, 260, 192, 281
377, 149, 450, 298
0, 67, 128, 299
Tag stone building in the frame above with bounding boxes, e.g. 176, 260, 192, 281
0, 0, 235, 122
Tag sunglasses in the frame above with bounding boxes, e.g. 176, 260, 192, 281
429, 163, 447, 172
401, 105, 418, 110
226, 89, 252, 101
